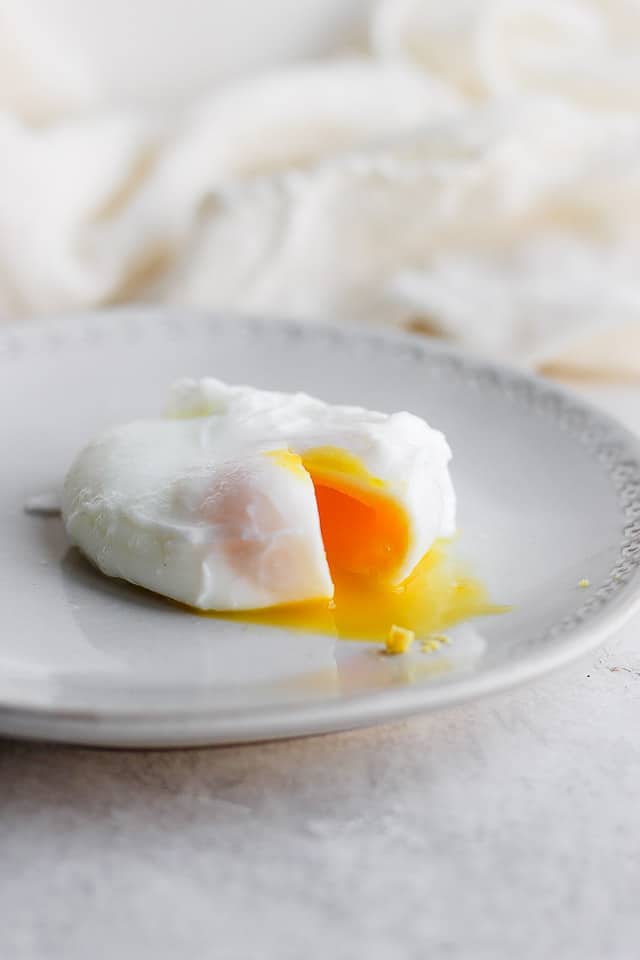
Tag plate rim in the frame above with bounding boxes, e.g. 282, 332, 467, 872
3, 306, 640, 746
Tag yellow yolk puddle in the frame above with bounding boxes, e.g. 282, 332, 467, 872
211, 540, 504, 642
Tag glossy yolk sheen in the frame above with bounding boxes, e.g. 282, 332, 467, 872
303, 446, 409, 580
216, 447, 499, 641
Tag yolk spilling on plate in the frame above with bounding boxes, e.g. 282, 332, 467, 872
213, 447, 503, 641
218, 539, 499, 641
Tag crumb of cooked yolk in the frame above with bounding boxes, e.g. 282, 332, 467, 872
385, 624, 415, 655
420, 633, 451, 653
578, 578, 590, 588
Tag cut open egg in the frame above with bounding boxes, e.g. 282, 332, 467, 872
62, 378, 497, 640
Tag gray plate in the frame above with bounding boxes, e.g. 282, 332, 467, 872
2, 308, 640, 746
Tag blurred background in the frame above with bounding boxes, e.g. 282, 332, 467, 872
1, 0, 639, 377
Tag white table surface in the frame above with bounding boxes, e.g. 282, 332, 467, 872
1, 382, 639, 960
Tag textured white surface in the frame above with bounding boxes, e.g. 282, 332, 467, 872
1, 382, 639, 959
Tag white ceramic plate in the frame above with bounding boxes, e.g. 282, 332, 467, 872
2, 308, 640, 747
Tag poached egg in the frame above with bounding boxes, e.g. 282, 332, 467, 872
63, 378, 468, 638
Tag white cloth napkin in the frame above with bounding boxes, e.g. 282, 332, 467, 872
1, 0, 640, 375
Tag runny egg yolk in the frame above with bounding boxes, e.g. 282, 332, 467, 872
216, 447, 501, 641
301, 446, 409, 580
